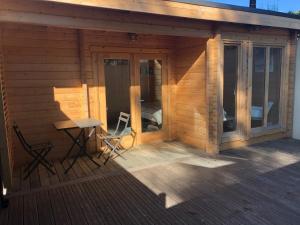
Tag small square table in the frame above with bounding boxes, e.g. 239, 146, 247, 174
54, 118, 102, 174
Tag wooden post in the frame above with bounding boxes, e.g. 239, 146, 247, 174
206, 33, 222, 154
78, 29, 90, 118
0, 26, 13, 190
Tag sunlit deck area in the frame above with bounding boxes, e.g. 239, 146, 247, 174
2, 138, 300, 225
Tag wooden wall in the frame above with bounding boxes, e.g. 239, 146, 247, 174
0, 21, 296, 168
174, 37, 208, 150
0, 23, 84, 167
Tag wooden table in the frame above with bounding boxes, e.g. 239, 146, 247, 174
54, 118, 102, 174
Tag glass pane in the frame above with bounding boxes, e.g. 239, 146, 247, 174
251, 47, 266, 128
267, 48, 282, 127
223, 46, 239, 133
140, 59, 162, 133
104, 59, 131, 133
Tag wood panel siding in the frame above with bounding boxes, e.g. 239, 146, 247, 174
0, 19, 297, 170
174, 37, 208, 150
1, 23, 84, 167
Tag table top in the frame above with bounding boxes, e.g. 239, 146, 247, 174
74, 118, 102, 128
54, 118, 102, 130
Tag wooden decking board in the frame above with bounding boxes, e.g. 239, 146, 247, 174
105, 175, 159, 225
68, 182, 104, 225
39, 164, 51, 187
48, 188, 72, 225
100, 176, 144, 225
117, 174, 171, 223
23, 194, 39, 225
5, 139, 300, 225
8, 195, 23, 225
59, 185, 89, 225
216, 182, 300, 225
35, 191, 56, 225
77, 181, 118, 225
91, 176, 132, 225
117, 174, 189, 225
29, 167, 41, 190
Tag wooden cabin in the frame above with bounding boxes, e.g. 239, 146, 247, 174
0, 0, 299, 190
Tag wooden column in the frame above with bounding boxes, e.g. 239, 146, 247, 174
0, 27, 12, 189
286, 31, 297, 136
78, 29, 90, 118
206, 33, 222, 154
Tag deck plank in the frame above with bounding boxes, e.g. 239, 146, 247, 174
36, 190, 56, 225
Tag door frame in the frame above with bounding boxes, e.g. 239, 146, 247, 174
93, 49, 170, 147
134, 53, 169, 144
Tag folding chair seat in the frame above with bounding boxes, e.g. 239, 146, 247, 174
97, 112, 130, 164
13, 123, 55, 180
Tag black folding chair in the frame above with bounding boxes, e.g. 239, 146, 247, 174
13, 123, 55, 180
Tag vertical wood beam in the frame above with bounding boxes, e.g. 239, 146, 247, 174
286, 31, 297, 136
206, 33, 222, 154
78, 29, 89, 118
0, 26, 12, 189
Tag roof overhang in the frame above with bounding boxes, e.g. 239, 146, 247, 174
40, 0, 300, 30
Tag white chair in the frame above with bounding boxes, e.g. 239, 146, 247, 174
251, 101, 274, 121
97, 112, 130, 164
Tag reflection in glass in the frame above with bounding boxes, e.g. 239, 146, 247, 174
140, 59, 162, 133
104, 59, 131, 133
223, 46, 238, 133
251, 47, 266, 128
267, 48, 282, 127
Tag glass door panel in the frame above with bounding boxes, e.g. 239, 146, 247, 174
104, 59, 131, 134
251, 47, 266, 128
223, 45, 239, 133
139, 59, 163, 133
267, 48, 282, 127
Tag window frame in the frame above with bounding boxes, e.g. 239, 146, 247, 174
221, 41, 244, 142
249, 43, 287, 137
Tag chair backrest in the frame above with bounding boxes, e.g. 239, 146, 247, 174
13, 122, 31, 151
112, 112, 130, 136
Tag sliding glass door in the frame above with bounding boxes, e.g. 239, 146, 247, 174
251, 46, 283, 131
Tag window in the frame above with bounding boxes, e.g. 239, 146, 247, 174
267, 48, 282, 127
223, 45, 239, 133
251, 46, 283, 130
251, 47, 266, 128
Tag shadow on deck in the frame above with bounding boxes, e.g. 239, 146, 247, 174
2, 138, 300, 225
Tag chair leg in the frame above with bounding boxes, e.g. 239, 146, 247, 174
24, 148, 55, 179
32, 148, 55, 174
97, 145, 108, 158
104, 146, 118, 165
64, 148, 81, 174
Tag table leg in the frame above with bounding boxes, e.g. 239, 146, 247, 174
61, 129, 83, 163
64, 127, 101, 174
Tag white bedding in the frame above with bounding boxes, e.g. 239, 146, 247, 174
141, 103, 162, 125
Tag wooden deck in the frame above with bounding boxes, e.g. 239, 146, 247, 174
2, 138, 300, 225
